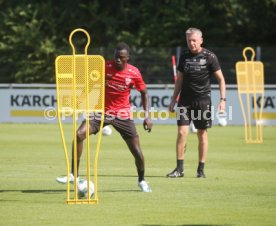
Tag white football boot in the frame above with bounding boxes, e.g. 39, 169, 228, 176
56, 173, 79, 184
138, 180, 152, 192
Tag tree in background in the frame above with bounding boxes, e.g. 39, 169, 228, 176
0, 0, 275, 83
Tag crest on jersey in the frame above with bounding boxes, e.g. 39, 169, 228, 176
200, 59, 206, 65
125, 78, 132, 86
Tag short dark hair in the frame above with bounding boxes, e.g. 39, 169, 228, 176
115, 42, 130, 54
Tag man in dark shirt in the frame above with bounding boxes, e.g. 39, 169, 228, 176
167, 28, 226, 178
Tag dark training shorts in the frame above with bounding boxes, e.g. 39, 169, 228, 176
176, 95, 212, 129
87, 114, 138, 139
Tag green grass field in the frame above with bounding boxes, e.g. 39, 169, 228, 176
0, 123, 275, 226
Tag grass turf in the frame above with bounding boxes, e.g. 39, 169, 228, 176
0, 123, 275, 226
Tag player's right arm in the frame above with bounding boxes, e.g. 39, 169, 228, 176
169, 70, 183, 112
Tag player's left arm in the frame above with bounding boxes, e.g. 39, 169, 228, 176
214, 69, 226, 112
140, 89, 153, 132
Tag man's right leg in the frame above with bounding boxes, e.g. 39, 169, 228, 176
167, 125, 189, 178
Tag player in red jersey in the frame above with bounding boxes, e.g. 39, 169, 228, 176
56, 42, 153, 192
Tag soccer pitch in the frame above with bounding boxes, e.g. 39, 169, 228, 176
0, 123, 275, 226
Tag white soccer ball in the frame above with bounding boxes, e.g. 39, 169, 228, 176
102, 126, 112, 136
77, 179, 94, 199
218, 111, 228, 127
190, 121, 198, 133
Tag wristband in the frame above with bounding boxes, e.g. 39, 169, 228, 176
220, 98, 226, 101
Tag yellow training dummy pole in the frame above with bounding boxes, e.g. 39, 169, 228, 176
55, 28, 105, 204
236, 47, 264, 143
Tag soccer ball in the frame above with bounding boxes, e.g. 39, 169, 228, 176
218, 111, 227, 127
189, 121, 198, 133
102, 126, 112, 136
77, 179, 94, 198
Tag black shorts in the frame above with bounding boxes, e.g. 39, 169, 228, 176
88, 114, 138, 139
176, 95, 212, 129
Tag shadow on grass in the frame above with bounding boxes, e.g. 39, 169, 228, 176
92, 174, 202, 179
100, 189, 140, 193
91, 174, 166, 178
0, 189, 140, 194
140, 225, 233, 226
81, 174, 137, 178
0, 189, 66, 194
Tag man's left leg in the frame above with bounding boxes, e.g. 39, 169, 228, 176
113, 118, 152, 192
195, 95, 211, 178
124, 136, 152, 192
197, 129, 208, 178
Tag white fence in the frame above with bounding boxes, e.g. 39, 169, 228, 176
0, 84, 275, 125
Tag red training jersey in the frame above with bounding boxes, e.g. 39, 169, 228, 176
105, 61, 146, 119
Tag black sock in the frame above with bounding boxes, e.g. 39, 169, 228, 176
197, 162, 205, 172
177, 160, 184, 172
71, 159, 80, 176
138, 169, 144, 182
